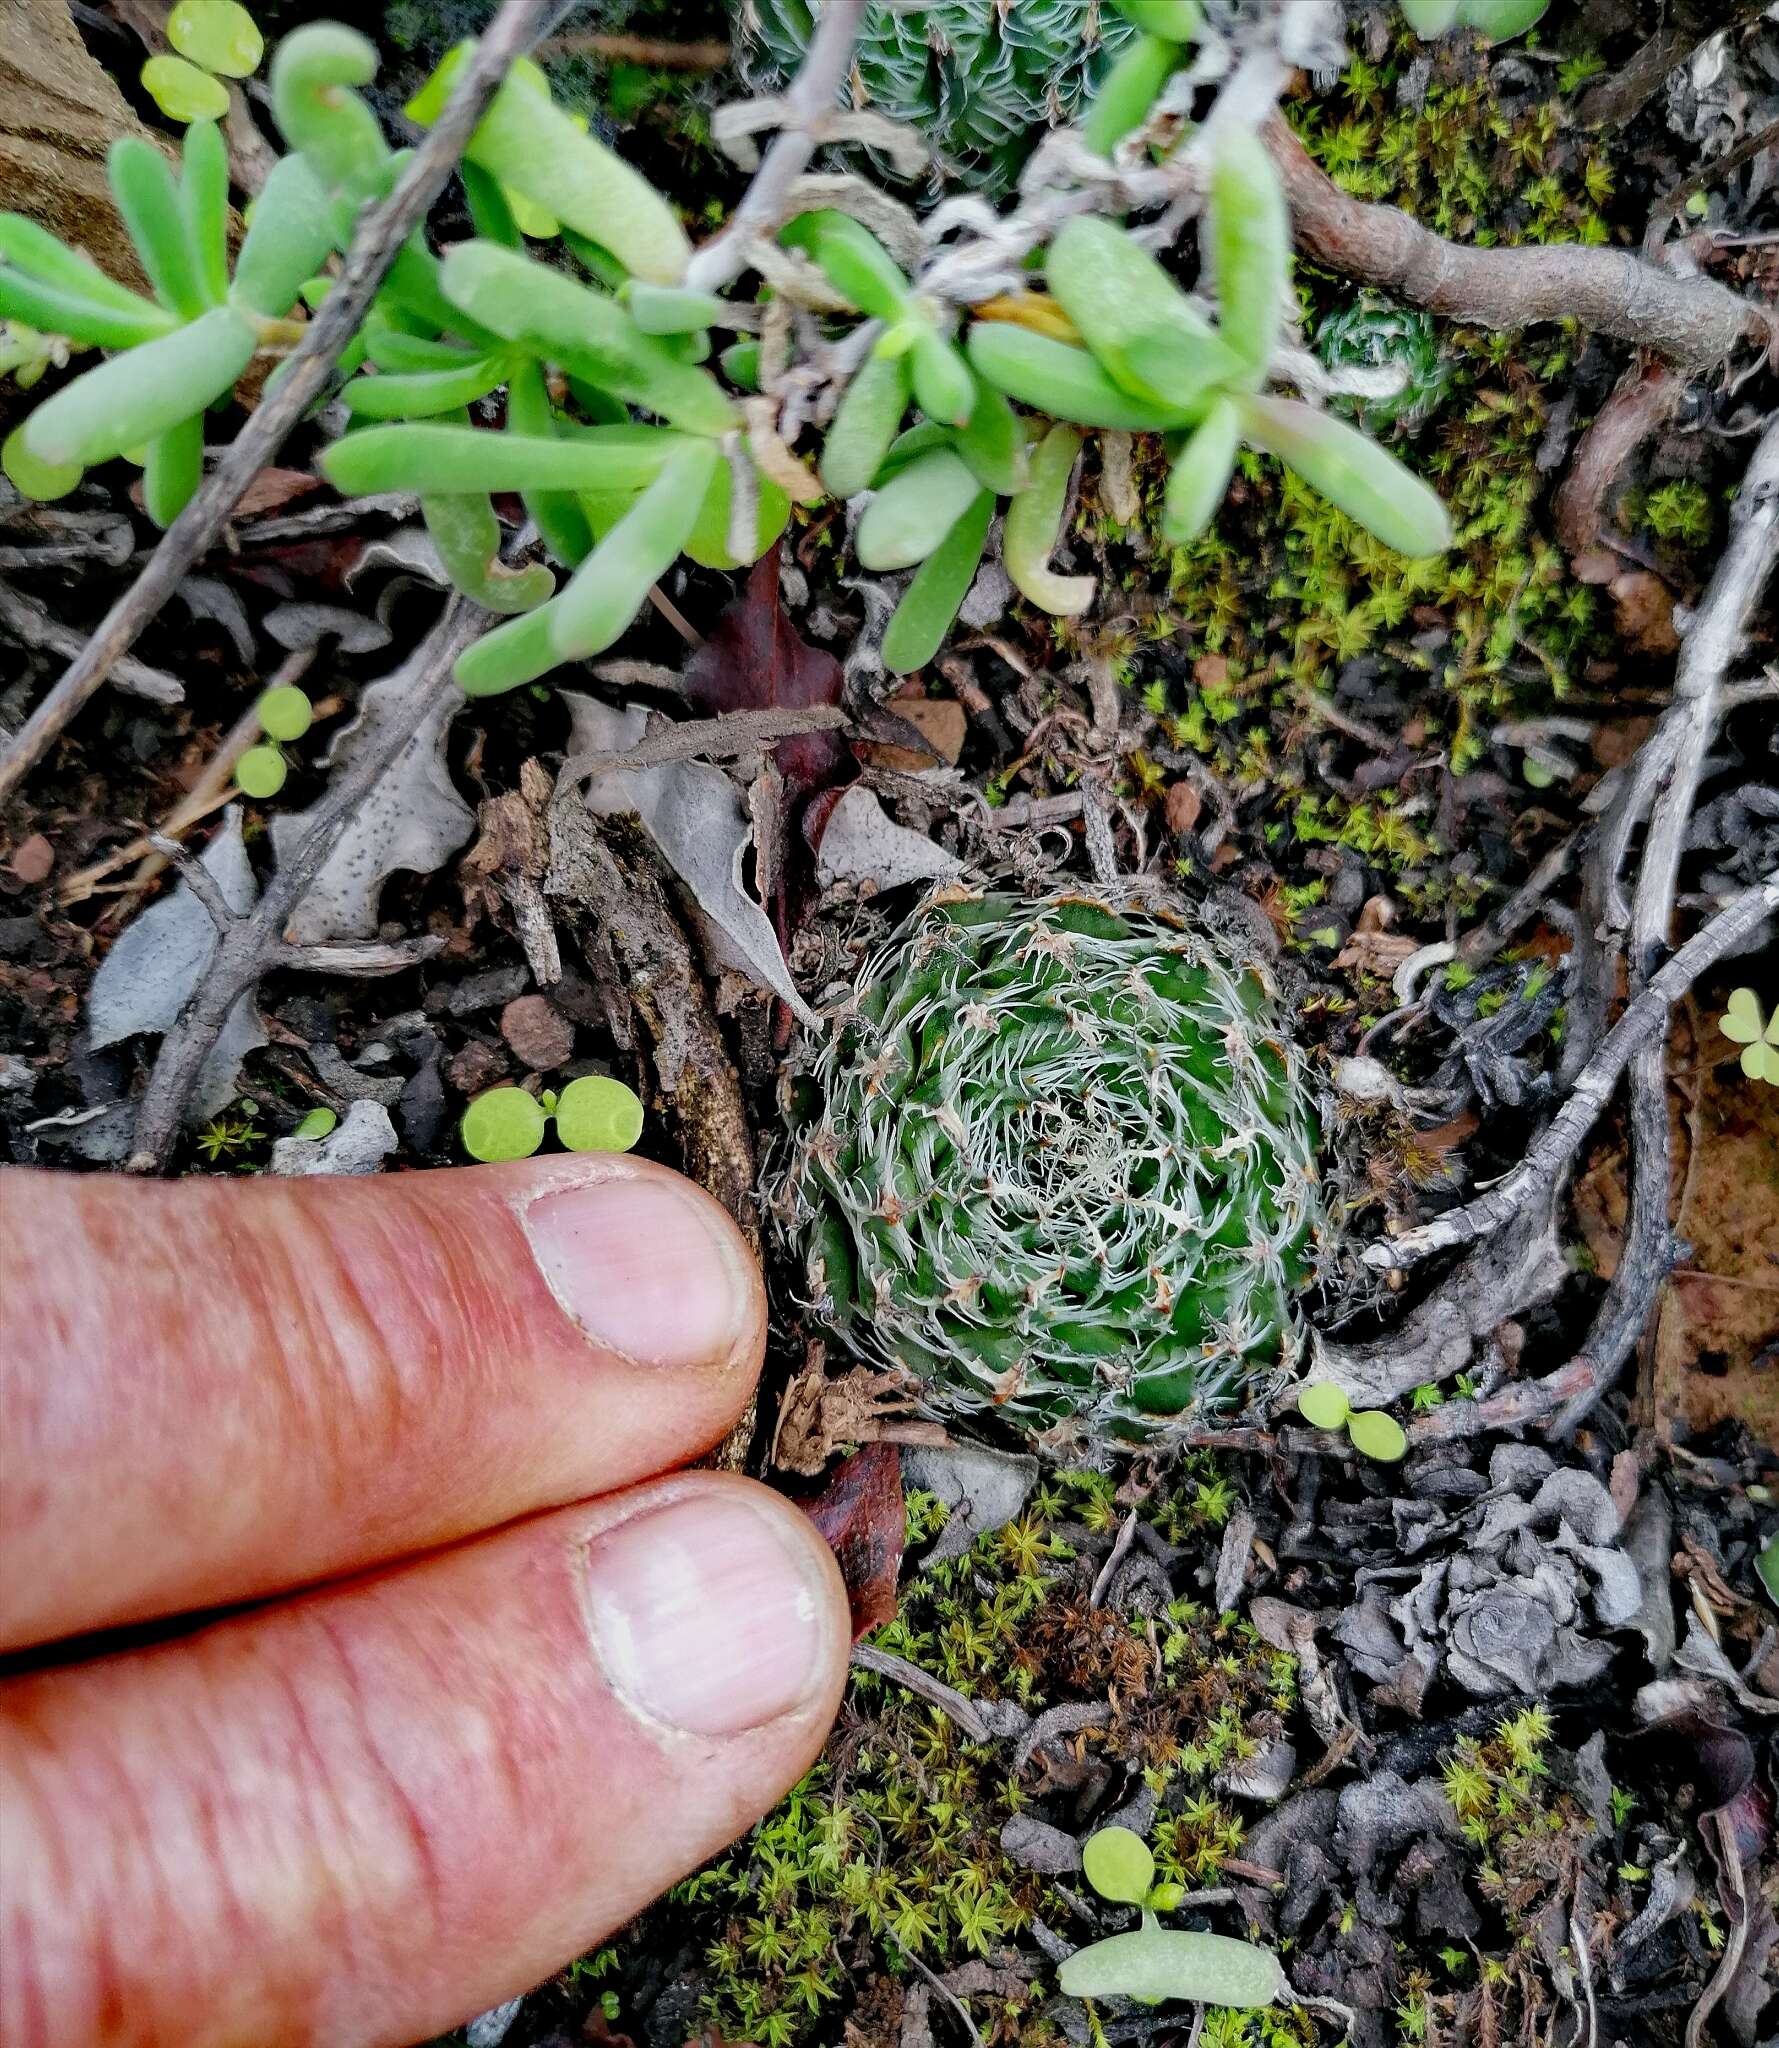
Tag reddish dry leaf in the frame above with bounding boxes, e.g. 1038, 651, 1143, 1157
801, 1440, 904, 1639
232, 467, 325, 520
681, 548, 848, 809
1609, 569, 1680, 655
7, 833, 54, 884
1164, 781, 1203, 839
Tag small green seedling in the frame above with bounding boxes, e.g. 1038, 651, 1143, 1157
1721, 989, 1779, 1086
1757, 1535, 1778, 1607
461, 1075, 645, 1163
291, 1105, 338, 1140
145, 0, 265, 123
1294, 1382, 1408, 1463
232, 680, 317, 801
1062, 1823, 1288, 2009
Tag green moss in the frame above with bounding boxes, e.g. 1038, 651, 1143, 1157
588, 1465, 1297, 2046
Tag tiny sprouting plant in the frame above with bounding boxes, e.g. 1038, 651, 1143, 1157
1757, 1535, 1778, 1607
1402, 0, 1551, 41
1720, 989, 1779, 1086
1061, 1824, 1288, 2008
1295, 1381, 1408, 1463
291, 1106, 338, 1140
142, 0, 265, 125
460, 1075, 645, 1164
235, 681, 315, 801
772, 889, 1324, 1444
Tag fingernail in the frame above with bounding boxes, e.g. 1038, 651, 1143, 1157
584, 1494, 829, 1736
524, 1176, 752, 1369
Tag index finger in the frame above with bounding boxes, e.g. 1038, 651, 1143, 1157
0, 1156, 765, 1652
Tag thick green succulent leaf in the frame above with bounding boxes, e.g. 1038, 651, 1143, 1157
269, 22, 390, 199
1004, 423, 1093, 614
909, 325, 976, 429
1401, 0, 1461, 29
1046, 217, 1236, 409
1160, 395, 1239, 543
179, 119, 230, 308
108, 136, 210, 320
1081, 32, 1178, 154
1208, 125, 1289, 386
340, 352, 512, 420
2, 425, 81, 503
0, 264, 176, 350
1237, 393, 1452, 557
142, 412, 204, 528
169, 0, 263, 76
362, 327, 481, 373
965, 324, 1197, 431
422, 488, 556, 613
882, 488, 993, 673
142, 54, 230, 124
416, 49, 689, 285
548, 438, 716, 659
682, 448, 792, 570
23, 304, 254, 467
1059, 1929, 1287, 2007
439, 242, 738, 437
821, 347, 911, 498
780, 209, 911, 322
506, 356, 595, 567
452, 443, 714, 692
230, 152, 336, 319
0, 215, 168, 321
624, 282, 730, 336
322, 421, 685, 498
1110, 0, 1200, 35
856, 447, 984, 570
1457, 0, 1550, 37
720, 339, 762, 391
954, 370, 1025, 493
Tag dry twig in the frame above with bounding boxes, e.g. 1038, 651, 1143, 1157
1265, 118, 1774, 372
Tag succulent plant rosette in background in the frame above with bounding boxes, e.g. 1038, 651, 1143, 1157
769, 889, 1325, 1448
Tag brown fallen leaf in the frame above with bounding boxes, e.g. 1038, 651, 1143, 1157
801, 1440, 905, 1638
856, 696, 966, 773
7, 833, 54, 885
773, 1352, 947, 1475
1609, 569, 1680, 655
1164, 780, 1202, 839
232, 468, 326, 520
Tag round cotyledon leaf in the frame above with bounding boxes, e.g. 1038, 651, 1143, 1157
461, 1086, 547, 1163
554, 1075, 645, 1154
1296, 1381, 1350, 1432
169, 0, 265, 76
141, 53, 230, 123
1082, 1827, 1155, 1906
1347, 1409, 1408, 1463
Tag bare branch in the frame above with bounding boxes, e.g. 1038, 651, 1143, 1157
146, 834, 241, 934
0, 580, 182, 708
277, 936, 446, 976
684, 0, 867, 294
560, 704, 850, 787
0, 0, 559, 808
1366, 875, 1779, 1271
1264, 118, 1774, 372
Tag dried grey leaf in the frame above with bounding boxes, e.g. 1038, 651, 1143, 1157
85, 806, 266, 1122
815, 784, 964, 894
270, 665, 474, 944
175, 574, 255, 666
567, 696, 817, 1027
1215, 1507, 1257, 1614
902, 1442, 1037, 1565
264, 602, 392, 656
